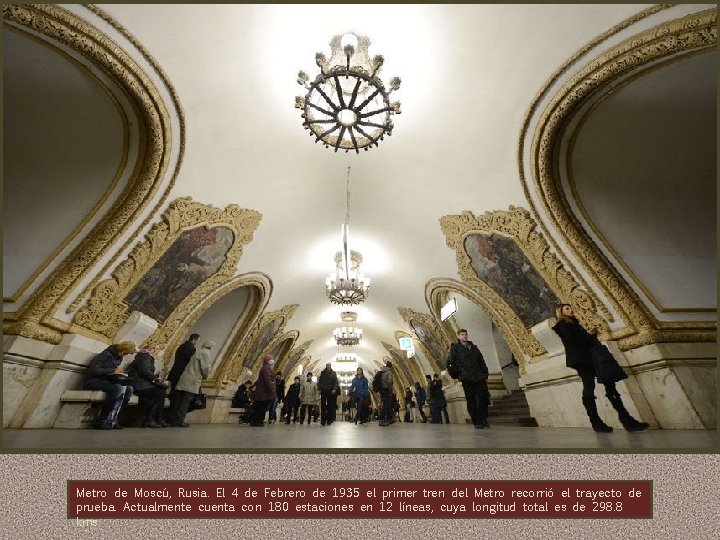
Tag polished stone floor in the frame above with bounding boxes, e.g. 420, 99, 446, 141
3, 420, 717, 450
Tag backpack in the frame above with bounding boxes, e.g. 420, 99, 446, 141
371, 370, 383, 392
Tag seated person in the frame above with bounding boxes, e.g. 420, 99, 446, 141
126, 344, 169, 428
232, 381, 251, 409
83, 341, 137, 430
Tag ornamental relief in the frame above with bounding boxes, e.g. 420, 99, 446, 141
395, 331, 426, 384
382, 341, 416, 391
157, 273, 271, 388
259, 331, 300, 377
397, 308, 451, 375
277, 340, 313, 379
425, 278, 536, 372
2, 4, 182, 345
527, 9, 717, 349
440, 207, 607, 340
225, 304, 299, 382
72, 197, 262, 340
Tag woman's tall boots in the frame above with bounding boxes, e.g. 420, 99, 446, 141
582, 396, 613, 432
606, 391, 649, 432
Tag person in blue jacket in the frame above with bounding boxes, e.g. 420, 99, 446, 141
350, 367, 370, 424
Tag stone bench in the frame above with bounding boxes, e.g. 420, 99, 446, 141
54, 390, 169, 429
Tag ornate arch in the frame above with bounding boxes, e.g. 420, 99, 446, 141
225, 304, 299, 381
397, 307, 451, 374
440, 206, 607, 335
394, 330, 429, 383
260, 330, 300, 375
71, 198, 262, 340
158, 272, 271, 388
382, 342, 414, 393
278, 340, 313, 379
426, 278, 540, 371
2, 4, 183, 344
524, 9, 717, 349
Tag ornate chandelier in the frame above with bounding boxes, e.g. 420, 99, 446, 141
295, 32, 401, 153
334, 311, 363, 346
335, 353, 357, 363
325, 167, 370, 305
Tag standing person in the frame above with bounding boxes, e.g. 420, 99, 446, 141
435, 374, 451, 424
168, 340, 214, 427
270, 372, 285, 424
378, 361, 394, 427
83, 341, 137, 430
414, 381, 428, 423
284, 376, 302, 424
552, 304, 649, 432
448, 329, 490, 429
166, 333, 199, 393
299, 372, 317, 425
126, 344, 169, 428
426, 374, 440, 423
250, 355, 276, 427
403, 387, 415, 423
318, 362, 340, 426
350, 367, 370, 424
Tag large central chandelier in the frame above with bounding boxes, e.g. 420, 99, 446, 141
325, 166, 370, 305
334, 311, 363, 346
295, 32, 401, 153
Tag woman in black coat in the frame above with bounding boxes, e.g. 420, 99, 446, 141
552, 304, 648, 432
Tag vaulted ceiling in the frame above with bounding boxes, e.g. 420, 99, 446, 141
3, 4, 716, 374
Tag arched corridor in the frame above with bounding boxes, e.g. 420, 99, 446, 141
3, 4, 716, 448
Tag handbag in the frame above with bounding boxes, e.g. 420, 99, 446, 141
589, 342, 628, 384
187, 392, 207, 412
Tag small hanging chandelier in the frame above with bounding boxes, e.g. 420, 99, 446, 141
333, 311, 363, 346
325, 166, 370, 305
295, 32, 401, 153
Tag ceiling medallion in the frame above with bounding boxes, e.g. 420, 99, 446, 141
295, 32, 401, 153
333, 311, 363, 346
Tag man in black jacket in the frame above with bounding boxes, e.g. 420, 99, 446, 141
83, 341, 137, 429
166, 333, 199, 393
283, 376, 302, 424
317, 362, 340, 426
447, 329, 490, 429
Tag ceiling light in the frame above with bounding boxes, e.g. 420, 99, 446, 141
295, 32, 401, 153
333, 311, 363, 346
325, 167, 370, 305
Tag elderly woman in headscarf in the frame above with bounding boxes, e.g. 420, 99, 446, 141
249, 355, 276, 427
168, 339, 215, 427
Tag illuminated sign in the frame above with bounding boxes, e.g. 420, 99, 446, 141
440, 298, 458, 321
399, 337, 413, 350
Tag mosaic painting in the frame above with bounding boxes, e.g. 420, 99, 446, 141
243, 318, 283, 369
124, 226, 234, 322
410, 321, 447, 370
464, 233, 559, 328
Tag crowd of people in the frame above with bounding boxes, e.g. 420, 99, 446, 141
82, 305, 649, 433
